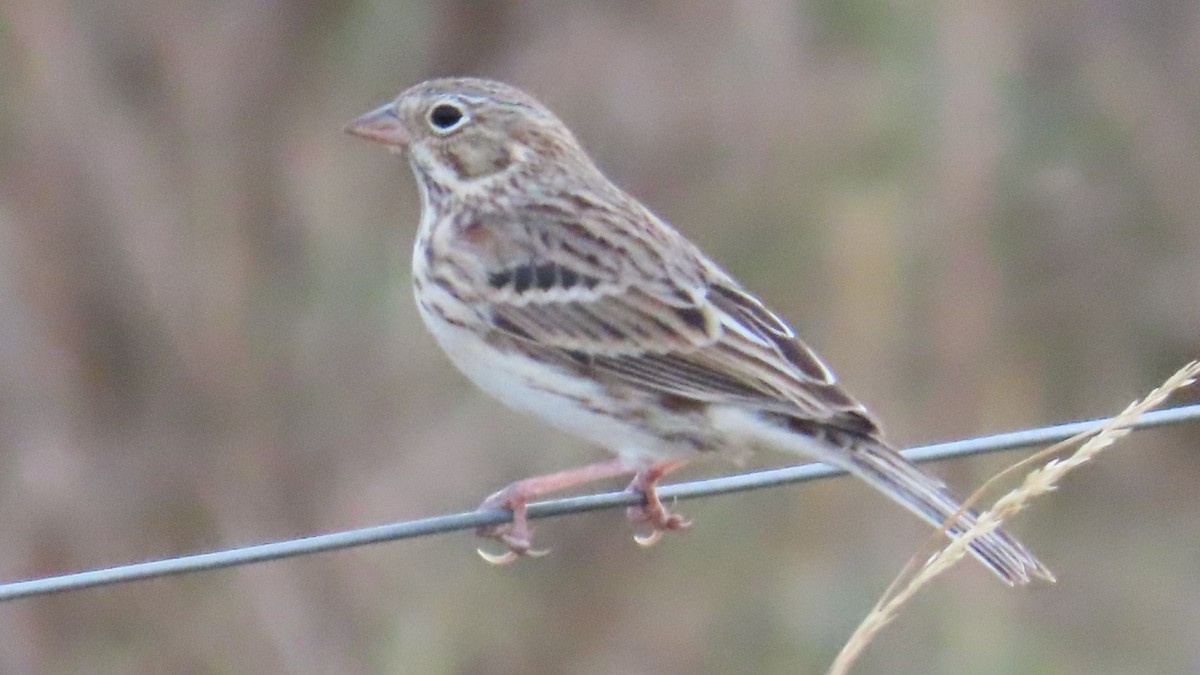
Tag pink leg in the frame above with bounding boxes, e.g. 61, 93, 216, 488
476, 458, 634, 564
625, 459, 692, 547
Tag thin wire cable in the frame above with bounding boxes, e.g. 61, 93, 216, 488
2, 403, 1198, 602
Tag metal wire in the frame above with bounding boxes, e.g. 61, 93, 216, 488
2, 403, 1198, 602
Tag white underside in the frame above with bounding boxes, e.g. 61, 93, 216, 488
418, 302, 683, 464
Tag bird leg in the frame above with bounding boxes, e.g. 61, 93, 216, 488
625, 459, 692, 547
475, 458, 633, 564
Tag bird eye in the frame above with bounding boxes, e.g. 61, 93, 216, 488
428, 102, 466, 133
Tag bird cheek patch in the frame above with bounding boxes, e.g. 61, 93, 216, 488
448, 142, 512, 180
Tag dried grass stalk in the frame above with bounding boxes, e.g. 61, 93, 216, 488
828, 360, 1200, 675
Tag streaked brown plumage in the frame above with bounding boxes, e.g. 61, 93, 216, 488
346, 77, 1052, 584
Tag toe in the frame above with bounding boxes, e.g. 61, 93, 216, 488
477, 547, 522, 565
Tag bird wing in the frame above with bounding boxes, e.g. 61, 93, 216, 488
476, 204, 877, 434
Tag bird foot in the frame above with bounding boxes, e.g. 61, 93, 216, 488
475, 488, 550, 565
470, 459, 690, 559
625, 462, 692, 547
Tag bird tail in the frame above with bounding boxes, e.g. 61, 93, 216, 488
822, 437, 1054, 585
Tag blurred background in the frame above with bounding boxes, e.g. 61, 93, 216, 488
1, 1, 1198, 673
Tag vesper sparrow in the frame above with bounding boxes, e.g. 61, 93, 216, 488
346, 77, 1051, 585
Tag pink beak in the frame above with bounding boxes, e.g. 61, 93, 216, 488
344, 103, 408, 147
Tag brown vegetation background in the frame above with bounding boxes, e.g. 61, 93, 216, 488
1, 1, 1198, 673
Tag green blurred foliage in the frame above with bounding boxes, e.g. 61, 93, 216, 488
0, 1, 1196, 673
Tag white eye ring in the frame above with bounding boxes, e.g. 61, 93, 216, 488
427, 99, 468, 134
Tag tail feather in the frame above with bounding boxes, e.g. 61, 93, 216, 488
835, 440, 1053, 585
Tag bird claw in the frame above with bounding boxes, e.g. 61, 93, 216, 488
477, 547, 521, 565
475, 492, 552, 564
633, 529, 664, 548
625, 493, 692, 549
476, 544, 550, 565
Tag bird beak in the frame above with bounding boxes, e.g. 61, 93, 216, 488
344, 103, 408, 147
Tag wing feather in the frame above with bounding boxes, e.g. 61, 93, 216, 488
474, 203, 875, 434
